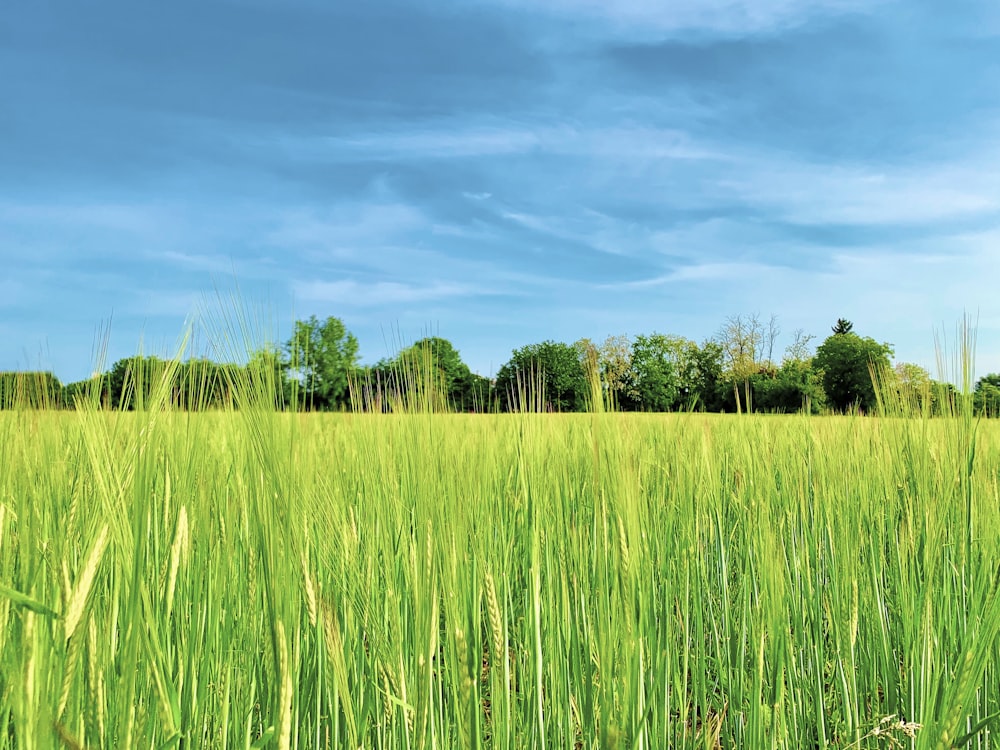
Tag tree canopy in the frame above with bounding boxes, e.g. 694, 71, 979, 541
832, 318, 855, 335
9, 311, 994, 417
0, 371, 63, 409
975, 373, 1000, 416
284, 315, 359, 410
628, 333, 680, 412
814, 330, 893, 412
495, 341, 588, 412
368, 337, 490, 412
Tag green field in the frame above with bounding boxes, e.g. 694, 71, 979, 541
1, 403, 999, 748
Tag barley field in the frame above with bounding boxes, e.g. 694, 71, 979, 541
1, 396, 999, 748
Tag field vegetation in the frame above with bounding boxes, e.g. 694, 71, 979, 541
1, 333, 1000, 749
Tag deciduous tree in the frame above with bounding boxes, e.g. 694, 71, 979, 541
496, 341, 587, 412
974, 374, 1000, 416
284, 315, 359, 410
717, 313, 779, 411
393, 337, 480, 411
813, 328, 893, 412
628, 333, 680, 412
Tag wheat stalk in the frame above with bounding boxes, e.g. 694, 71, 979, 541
65, 524, 109, 642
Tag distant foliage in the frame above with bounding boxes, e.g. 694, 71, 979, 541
68, 356, 255, 411
814, 329, 893, 413
975, 374, 1000, 416
15, 311, 992, 417
627, 333, 680, 412
356, 337, 492, 412
284, 315, 359, 411
495, 341, 587, 412
716, 313, 781, 412
0, 371, 63, 409
887, 362, 936, 415
749, 358, 826, 414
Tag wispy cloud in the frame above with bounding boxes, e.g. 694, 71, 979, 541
156, 251, 257, 276
473, 0, 880, 36
4, 0, 1000, 382
293, 279, 481, 307
720, 156, 1000, 226
280, 123, 718, 163
618, 260, 781, 287
315, 129, 543, 159
266, 202, 428, 256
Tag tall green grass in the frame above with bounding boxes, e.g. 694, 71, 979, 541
0, 340, 999, 747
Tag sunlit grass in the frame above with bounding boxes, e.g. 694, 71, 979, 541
1, 391, 999, 748
0, 311, 996, 748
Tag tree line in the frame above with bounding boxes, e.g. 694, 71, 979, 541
3, 314, 999, 415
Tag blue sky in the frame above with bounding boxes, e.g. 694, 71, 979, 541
3, 0, 1000, 382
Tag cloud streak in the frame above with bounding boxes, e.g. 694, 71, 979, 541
467, 0, 881, 38
293, 279, 482, 307
3, 0, 1000, 382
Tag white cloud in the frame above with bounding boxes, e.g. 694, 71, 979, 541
499, 206, 679, 258
277, 124, 716, 163
587, 221, 1000, 377
626, 260, 778, 286
722, 159, 1000, 226
357, 129, 541, 158
267, 202, 427, 255
471, 0, 880, 36
565, 127, 1000, 227
293, 279, 479, 306
292, 119, 1000, 230
158, 251, 228, 272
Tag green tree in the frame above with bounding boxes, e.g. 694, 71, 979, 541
784, 329, 815, 362
105, 357, 134, 409
598, 334, 634, 407
464, 373, 495, 413
105, 356, 173, 410
627, 333, 680, 412
352, 360, 398, 412
573, 337, 600, 379
891, 362, 934, 414
245, 346, 287, 409
751, 359, 825, 413
689, 340, 726, 411
495, 341, 587, 412
717, 314, 780, 411
393, 337, 479, 411
659, 335, 709, 410
284, 315, 359, 411
832, 318, 854, 335
813, 330, 893, 413
62, 377, 97, 408
172, 358, 222, 410
0, 371, 63, 409
574, 335, 636, 409
974, 373, 1000, 416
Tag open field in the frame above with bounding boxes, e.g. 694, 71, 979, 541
1, 406, 999, 748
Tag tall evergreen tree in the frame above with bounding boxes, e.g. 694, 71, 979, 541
832, 318, 854, 335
